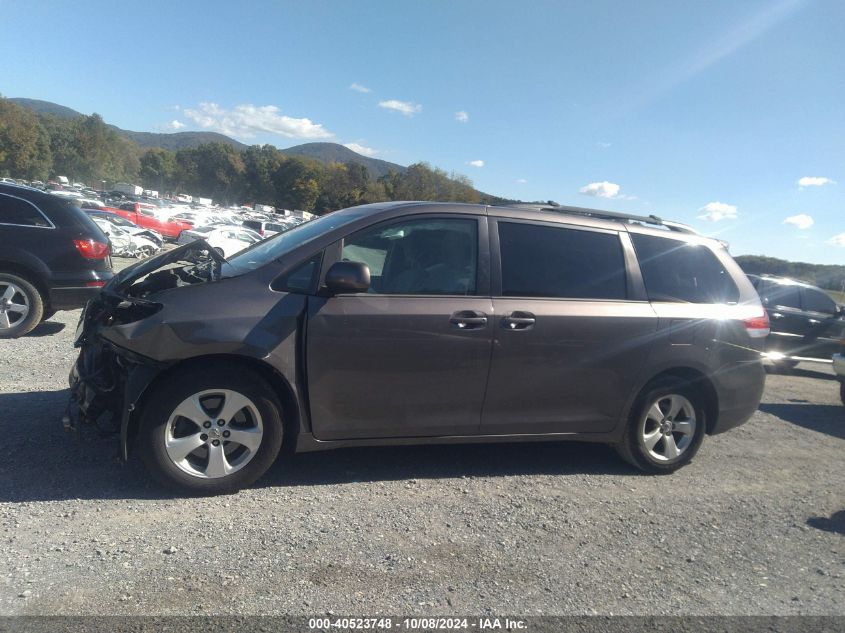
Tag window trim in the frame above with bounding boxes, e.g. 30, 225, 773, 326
0, 193, 56, 229
320, 213, 490, 298
489, 216, 636, 302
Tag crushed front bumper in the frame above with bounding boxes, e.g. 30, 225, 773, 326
67, 330, 164, 461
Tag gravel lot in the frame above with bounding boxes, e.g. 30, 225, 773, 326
1, 262, 843, 616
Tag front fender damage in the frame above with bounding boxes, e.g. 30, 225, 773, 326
65, 241, 224, 459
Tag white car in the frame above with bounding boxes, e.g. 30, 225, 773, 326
90, 218, 161, 259
176, 225, 262, 258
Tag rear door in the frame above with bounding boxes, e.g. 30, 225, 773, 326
800, 287, 845, 358
759, 280, 810, 355
481, 218, 657, 435
306, 214, 493, 440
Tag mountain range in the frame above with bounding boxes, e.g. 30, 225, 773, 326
10, 98, 407, 179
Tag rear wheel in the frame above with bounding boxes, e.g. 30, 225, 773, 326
138, 367, 284, 494
0, 273, 44, 338
615, 379, 706, 473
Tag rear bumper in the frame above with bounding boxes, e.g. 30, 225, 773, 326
833, 353, 845, 379
710, 359, 766, 435
50, 286, 106, 310
48, 271, 114, 310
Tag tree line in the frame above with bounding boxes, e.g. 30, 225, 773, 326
0, 96, 508, 214
735, 255, 845, 293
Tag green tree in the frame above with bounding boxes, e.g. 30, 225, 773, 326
272, 156, 322, 211
0, 98, 52, 180
139, 148, 177, 192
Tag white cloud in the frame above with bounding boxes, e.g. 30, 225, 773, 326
783, 213, 814, 229
378, 99, 422, 116
798, 176, 836, 188
167, 120, 185, 130
697, 201, 738, 221
467, 160, 484, 168
515, 178, 527, 184
455, 110, 469, 123
182, 102, 333, 140
343, 142, 378, 157
596, 141, 612, 148
579, 181, 620, 198
349, 83, 371, 93
827, 233, 845, 247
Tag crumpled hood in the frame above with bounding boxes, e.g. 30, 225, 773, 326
106, 239, 225, 294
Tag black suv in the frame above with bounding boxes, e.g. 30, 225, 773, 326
70, 202, 767, 493
0, 183, 114, 337
747, 274, 845, 367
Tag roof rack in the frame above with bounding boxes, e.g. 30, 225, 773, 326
501, 203, 699, 235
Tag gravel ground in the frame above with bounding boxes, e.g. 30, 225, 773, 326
1, 263, 843, 616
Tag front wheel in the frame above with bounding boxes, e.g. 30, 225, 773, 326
615, 380, 706, 473
138, 367, 284, 494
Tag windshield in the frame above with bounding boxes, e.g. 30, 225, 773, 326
223, 206, 376, 274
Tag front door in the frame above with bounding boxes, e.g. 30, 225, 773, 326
307, 215, 493, 440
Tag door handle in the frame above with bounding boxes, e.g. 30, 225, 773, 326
808, 318, 821, 325
771, 312, 784, 320
501, 311, 536, 330
450, 310, 488, 329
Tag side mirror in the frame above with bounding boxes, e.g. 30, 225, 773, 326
325, 261, 370, 294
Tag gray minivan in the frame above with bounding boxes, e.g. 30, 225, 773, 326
69, 202, 767, 493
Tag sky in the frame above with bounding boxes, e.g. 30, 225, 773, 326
1, 0, 843, 264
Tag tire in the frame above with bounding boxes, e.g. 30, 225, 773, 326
213, 247, 225, 258
0, 273, 44, 338
40, 308, 57, 322
614, 378, 707, 474
138, 366, 284, 494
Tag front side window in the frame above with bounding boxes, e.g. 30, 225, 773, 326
0, 194, 50, 227
631, 234, 739, 304
802, 288, 836, 315
497, 221, 627, 299
341, 218, 478, 295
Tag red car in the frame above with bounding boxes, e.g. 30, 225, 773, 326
112, 202, 193, 240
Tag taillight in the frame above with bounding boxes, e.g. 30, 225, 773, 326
85, 281, 107, 287
260, 229, 265, 236
743, 312, 770, 338
73, 239, 110, 259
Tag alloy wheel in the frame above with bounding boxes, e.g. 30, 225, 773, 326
639, 393, 697, 462
164, 389, 264, 479
0, 282, 30, 331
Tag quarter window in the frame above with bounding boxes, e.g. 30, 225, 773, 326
341, 218, 478, 295
0, 194, 50, 227
631, 234, 739, 304
497, 221, 627, 299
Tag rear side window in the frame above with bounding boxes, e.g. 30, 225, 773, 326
762, 282, 801, 309
0, 194, 50, 227
631, 234, 739, 304
802, 288, 836, 315
497, 221, 626, 299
